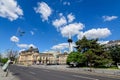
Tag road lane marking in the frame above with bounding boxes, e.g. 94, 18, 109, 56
72, 75, 99, 80
29, 71, 36, 75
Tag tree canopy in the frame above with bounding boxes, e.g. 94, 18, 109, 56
108, 45, 120, 65
67, 52, 86, 64
68, 36, 112, 67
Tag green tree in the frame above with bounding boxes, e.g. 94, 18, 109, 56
94, 51, 112, 67
76, 36, 112, 67
1, 58, 8, 64
108, 45, 120, 65
76, 36, 90, 53
84, 49, 96, 67
67, 52, 86, 64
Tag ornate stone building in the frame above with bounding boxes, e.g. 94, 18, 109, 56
18, 47, 40, 65
18, 48, 68, 65
58, 53, 68, 64
40, 53, 58, 64
39, 52, 68, 65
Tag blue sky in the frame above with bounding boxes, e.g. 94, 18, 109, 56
0, 0, 120, 53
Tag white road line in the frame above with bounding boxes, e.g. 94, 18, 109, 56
72, 75, 99, 80
29, 71, 36, 75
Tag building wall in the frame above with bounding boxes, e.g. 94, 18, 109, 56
18, 50, 68, 65
39, 53, 68, 65
40, 53, 55, 64
18, 48, 40, 65
58, 54, 68, 64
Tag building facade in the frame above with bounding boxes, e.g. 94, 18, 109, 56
18, 48, 68, 65
18, 47, 40, 65
40, 53, 55, 64
39, 52, 68, 65
58, 53, 68, 64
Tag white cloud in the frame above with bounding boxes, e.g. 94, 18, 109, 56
51, 43, 68, 50
59, 13, 63, 16
52, 13, 82, 38
52, 13, 75, 29
30, 31, 34, 35
34, 2, 52, 21
76, 31, 84, 39
98, 40, 109, 45
60, 23, 84, 37
0, 0, 23, 21
28, 44, 36, 48
77, 28, 111, 39
52, 15, 67, 29
17, 44, 36, 49
17, 44, 28, 48
63, 2, 70, 6
52, 13, 111, 41
102, 16, 118, 21
67, 13, 75, 23
10, 36, 19, 42
18, 49, 25, 53
51, 42, 76, 51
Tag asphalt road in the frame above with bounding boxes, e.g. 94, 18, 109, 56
9, 65, 120, 80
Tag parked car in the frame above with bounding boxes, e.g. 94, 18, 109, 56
68, 62, 79, 67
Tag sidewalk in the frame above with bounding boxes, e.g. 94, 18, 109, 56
0, 66, 19, 80
31, 65, 120, 76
